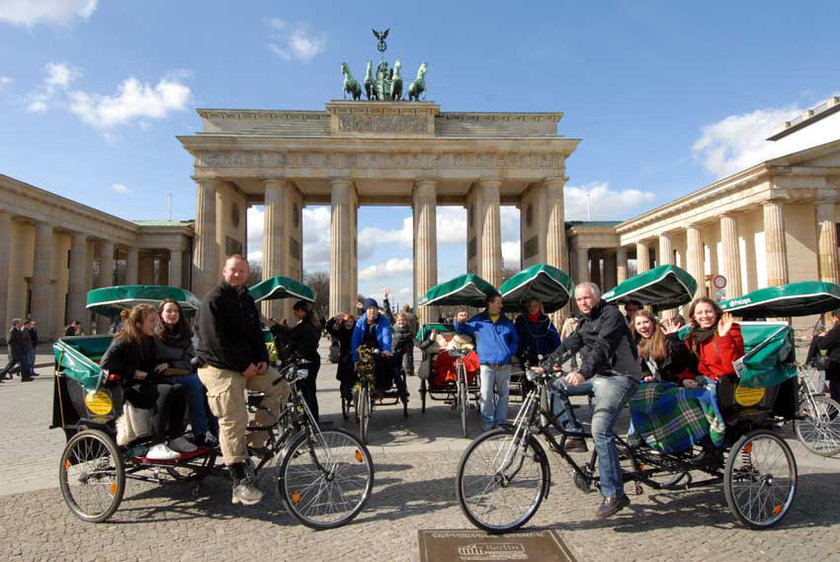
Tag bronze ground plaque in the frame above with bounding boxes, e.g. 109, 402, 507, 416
418, 529, 577, 562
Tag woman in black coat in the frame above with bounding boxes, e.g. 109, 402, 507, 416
270, 301, 323, 422
326, 313, 357, 402
813, 309, 840, 405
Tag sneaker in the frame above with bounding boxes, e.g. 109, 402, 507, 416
169, 437, 198, 453
596, 494, 630, 519
196, 431, 219, 448
232, 481, 264, 505
146, 443, 181, 461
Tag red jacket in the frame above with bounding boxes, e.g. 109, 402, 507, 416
687, 324, 745, 381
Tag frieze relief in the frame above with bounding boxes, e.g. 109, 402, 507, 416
338, 114, 427, 134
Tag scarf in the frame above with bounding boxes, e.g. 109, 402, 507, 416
528, 312, 541, 323
692, 325, 717, 345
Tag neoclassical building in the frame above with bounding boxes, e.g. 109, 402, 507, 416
1, 96, 839, 341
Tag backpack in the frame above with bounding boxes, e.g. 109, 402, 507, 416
328, 338, 341, 364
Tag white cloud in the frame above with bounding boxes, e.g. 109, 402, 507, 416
437, 207, 467, 244
358, 216, 412, 252
68, 76, 191, 130
110, 183, 128, 193
26, 62, 80, 112
0, 76, 13, 90
358, 258, 413, 281
565, 181, 657, 221
302, 206, 331, 271
502, 241, 520, 269
246, 206, 264, 263
0, 0, 97, 26
500, 206, 520, 243
692, 97, 840, 178
267, 19, 326, 62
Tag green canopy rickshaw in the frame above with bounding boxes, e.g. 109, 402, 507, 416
720, 281, 840, 319
85, 285, 202, 319
603, 265, 697, 311
499, 264, 574, 314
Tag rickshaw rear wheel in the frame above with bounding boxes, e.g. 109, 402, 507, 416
724, 429, 797, 529
794, 395, 840, 457
59, 429, 125, 523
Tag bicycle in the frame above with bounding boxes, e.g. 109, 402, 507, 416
794, 365, 840, 457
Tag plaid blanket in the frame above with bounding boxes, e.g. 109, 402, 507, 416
627, 382, 725, 454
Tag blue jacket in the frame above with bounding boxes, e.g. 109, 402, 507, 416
351, 314, 393, 361
454, 312, 519, 365
514, 314, 560, 361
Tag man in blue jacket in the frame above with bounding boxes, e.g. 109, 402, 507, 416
455, 293, 519, 431
351, 298, 408, 399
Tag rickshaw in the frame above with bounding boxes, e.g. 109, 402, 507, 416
53, 282, 374, 528
720, 281, 840, 457
457, 268, 801, 532
603, 264, 698, 311
417, 274, 496, 437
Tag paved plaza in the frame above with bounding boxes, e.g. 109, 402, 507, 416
1, 345, 839, 562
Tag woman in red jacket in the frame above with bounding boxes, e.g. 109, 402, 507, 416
686, 297, 744, 381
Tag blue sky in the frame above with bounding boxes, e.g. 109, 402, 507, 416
1, 0, 839, 306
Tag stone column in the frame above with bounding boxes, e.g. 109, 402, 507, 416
590, 254, 602, 288
263, 179, 291, 320
477, 178, 503, 287
763, 200, 789, 287
192, 179, 218, 298
96, 240, 115, 334
636, 242, 650, 273
0, 211, 10, 340
126, 247, 139, 285
170, 250, 183, 289
658, 234, 673, 266
603, 253, 618, 291
138, 253, 155, 285
330, 179, 358, 316
30, 222, 54, 340
544, 176, 568, 272
685, 224, 704, 298
616, 248, 628, 283
574, 247, 589, 283
413, 179, 438, 327
720, 214, 743, 297
816, 198, 839, 285
66, 232, 89, 332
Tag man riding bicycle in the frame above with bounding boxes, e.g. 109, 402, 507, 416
533, 282, 642, 519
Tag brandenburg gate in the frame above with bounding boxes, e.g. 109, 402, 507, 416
178, 101, 579, 323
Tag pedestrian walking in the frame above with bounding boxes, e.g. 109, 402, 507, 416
0, 319, 33, 381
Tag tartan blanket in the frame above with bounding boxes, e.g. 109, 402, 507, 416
626, 382, 725, 454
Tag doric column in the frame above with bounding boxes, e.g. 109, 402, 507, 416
616, 248, 628, 283
574, 247, 589, 283
263, 178, 291, 320
477, 178, 503, 287
67, 232, 89, 332
636, 242, 650, 273
170, 250, 183, 289
658, 234, 673, 266
720, 214, 742, 297
763, 200, 789, 287
329, 179, 358, 316
0, 211, 10, 340
96, 240, 115, 334
590, 254, 602, 287
30, 222, 54, 340
816, 197, 839, 285
126, 247, 139, 285
413, 179, 438, 327
192, 179, 219, 298
603, 253, 618, 291
138, 252, 155, 285
544, 176, 568, 272
685, 224, 704, 298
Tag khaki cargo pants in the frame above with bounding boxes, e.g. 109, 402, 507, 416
198, 364, 291, 465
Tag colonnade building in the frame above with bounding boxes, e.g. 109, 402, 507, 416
2, 98, 839, 342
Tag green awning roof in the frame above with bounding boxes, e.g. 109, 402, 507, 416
417, 274, 498, 308
720, 281, 840, 318
602, 265, 697, 311
86, 285, 201, 318
249, 276, 315, 303
499, 264, 574, 313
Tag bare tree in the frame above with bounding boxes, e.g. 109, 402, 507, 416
303, 271, 330, 317
246, 262, 263, 287
501, 265, 520, 283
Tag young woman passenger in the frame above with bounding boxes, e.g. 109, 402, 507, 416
101, 305, 190, 461
685, 297, 744, 382
154, 299, 218, 447
631, 310, 698, 387
270, 300, 323, 422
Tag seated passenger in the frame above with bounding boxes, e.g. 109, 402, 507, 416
515, 298, 560, 366
154, 299, 218, 447
351, 298, 409, 399
685, 297, 744, 382
631, 310, 698, 387
326, 313, 357, 401
383, 288, 412, 403
101, 304, 191, 461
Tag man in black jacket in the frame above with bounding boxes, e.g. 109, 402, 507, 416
535, 282, 641, 519
196, 254, 290, 506
0, 319, 32, 381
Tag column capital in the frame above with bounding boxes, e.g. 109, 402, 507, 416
261, 177, 289, 187
191, 176, 221, 188
477, 177, 502, 189
816, 189, 840, 204
414, 177, 438, 189
543, 176, 568, 188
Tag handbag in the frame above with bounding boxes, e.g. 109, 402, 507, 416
814, 353, 832, 371
329, 338, 341, 364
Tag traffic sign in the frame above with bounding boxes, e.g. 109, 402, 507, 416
713, 274, 727, 290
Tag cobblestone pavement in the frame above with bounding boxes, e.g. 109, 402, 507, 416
1, 344, 839, 561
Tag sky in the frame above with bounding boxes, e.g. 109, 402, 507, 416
1, 0, 839, 306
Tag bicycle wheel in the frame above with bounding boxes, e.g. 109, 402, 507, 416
277, 428, 374, 529
724, 429, 797, 529
355, 385, 370, 444
457, 427, 549, 533
459, 369, 469, 438
59, 429, 125, 523
794, 395, 840, 457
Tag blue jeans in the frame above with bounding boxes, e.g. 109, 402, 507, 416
177, 374, 215, 436
479, 364, 511, 429
590, 375, 639, 497
549, 378, 594, 433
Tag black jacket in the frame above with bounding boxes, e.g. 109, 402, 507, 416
195, 282, 269, 372
541, 301, 642, 380
7, 328, 26, 360
326, 317, 354, 363
100, 337, 157, 384
815, 323, 840, 362
26, 328, 37, 347
639, 332, 697, 384
270, 320, 322, 362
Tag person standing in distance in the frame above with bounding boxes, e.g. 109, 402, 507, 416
195, 254, 290, 506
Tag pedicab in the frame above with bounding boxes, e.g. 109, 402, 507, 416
720, 281, 840, 457
417, 274, 496, 437
53, 282, 374, 528
457, 268, 802, 532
